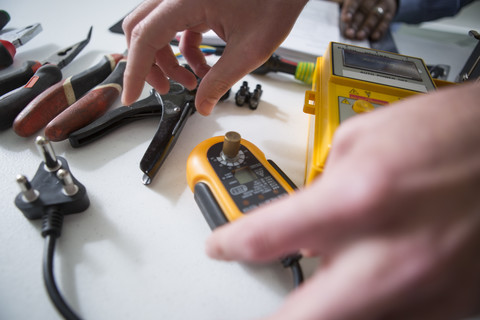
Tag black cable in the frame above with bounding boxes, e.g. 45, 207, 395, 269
281, 254, 304, 288
290, 260, 304, 288
42, 210, 82, 320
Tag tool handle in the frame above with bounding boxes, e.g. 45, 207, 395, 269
0, 40, 16, 68
45, 59, 127, 141
69, 90, 162, 148
0, 64, 62, 130
140, 102, 195, 185
69, 105, 139, 147
13, 53, 124, 137
0, 60, 42, 96
0, 10, 10, 31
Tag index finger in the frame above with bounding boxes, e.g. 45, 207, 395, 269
122, 2, 199, 105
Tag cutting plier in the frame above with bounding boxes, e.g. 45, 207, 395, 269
0, 23, 42, 68
13, 53, 125, 137
0, 27, 92, 130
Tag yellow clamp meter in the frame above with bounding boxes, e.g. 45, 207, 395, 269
304, 42, 437, 184
186, 131, 296, 229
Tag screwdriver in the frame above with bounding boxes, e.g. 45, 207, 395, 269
0, 27, 92, 131
13, 53, 125, 137
45, 58, 127, 141
0, 23, 42, 68
252, 54, 315, 85
0, 10, 10, 31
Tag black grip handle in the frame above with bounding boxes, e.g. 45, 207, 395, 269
0, 60, 41, 96
0, 10, 10, 31
0, 64, 62, 130
0, 41, 14, 68
69, 105, 142, 147
68, 91, 162, 148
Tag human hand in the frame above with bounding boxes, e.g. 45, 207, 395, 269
206, 83, 480, 319
122, 0, 308, 115
341, 0, 397, 41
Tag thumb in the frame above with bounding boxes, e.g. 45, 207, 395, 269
204, 177, 358, 262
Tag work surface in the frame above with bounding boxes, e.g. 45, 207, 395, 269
1, 1, 479, 320
1, 1, 315, 319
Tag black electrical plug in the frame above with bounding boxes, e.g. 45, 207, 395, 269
14, 136, 88, 320
15, 136, 90, 223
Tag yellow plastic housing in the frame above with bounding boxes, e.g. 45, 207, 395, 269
186, 136, 295, 222
303, 42, 436, 184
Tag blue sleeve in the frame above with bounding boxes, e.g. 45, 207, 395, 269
393, 0, 476, 24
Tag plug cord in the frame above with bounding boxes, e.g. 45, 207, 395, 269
281, 254, 304, 288
42, 209, 82, 320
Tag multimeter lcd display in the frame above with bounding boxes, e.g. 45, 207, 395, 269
343, 49, 422, 82
234, 167, 258, 184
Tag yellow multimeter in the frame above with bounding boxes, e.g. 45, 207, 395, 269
186, 131, 296, 229
304, 42, 437, 184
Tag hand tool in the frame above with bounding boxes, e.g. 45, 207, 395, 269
0, 23, 42, 68
68, 81, 197, 185
0, 27, 92, 97
456, 30, 480, 82
68, 68, 230, 185
252, 54, 315, 85
0, 27, 92, 130
13, 53, 125, 137
44, 58, 127, 141
0, 10, 9, 31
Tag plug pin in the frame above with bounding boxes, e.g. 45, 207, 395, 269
57, 169, 79, 196
16, 174, 39, 202
35, 136, 61, 171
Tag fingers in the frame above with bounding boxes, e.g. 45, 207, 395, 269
341, 0, 361, 23
341, 0, 397, 40
122, 0, 199, 105
205, 167, 383, 262
192, 39, 273, 114
179, 30, 212, 79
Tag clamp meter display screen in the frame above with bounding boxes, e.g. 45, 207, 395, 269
331, 43, 435, 93
343, 49, 422, 82
207, 142, 288, 213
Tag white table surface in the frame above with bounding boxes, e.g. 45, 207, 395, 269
0, 1, 318, 319
2, 1, 479, 319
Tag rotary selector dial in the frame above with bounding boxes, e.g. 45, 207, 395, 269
218, 131, 245, 167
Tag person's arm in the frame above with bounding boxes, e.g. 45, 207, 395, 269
207, 82, 480, 319
121, 0, 308, 115
393, 0, 476, 24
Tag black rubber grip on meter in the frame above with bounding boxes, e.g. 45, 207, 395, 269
194, 182, 229, 230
